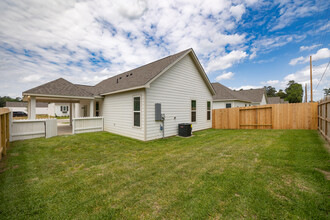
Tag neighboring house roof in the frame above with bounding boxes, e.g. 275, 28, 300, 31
267, 97, 281, 104
23, 48, 215, 98
5, 101, 48, 108
212, 83, 251, 102
236, 88, 266, 103
23, 78, 95, 97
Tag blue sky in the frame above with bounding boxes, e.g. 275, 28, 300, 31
0, 0, 329, 100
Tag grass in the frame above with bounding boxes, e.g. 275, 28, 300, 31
0, 129, 329, 219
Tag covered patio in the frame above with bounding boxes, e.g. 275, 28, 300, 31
22, 78, 103, 135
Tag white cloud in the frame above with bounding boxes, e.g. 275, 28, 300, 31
289, 56, 304, 65
215, 72, 234, 81
230, 85, 261, 90
300, 44, 321, 51
206, 50, 248, 72
266, 80, 279, 85
289, 48, 330, 65
230, 4, 246, 21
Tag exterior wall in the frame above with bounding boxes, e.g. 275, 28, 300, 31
103, 89, 145, 141
48, 103, 70, 117
260, 94, 267, 105
212, 101, 251, 109
146, 55, 213, 140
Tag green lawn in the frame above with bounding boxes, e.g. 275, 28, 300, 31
0, 129, 329, 219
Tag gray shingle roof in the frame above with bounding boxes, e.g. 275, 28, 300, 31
267, 97, 281, 104
236, 88, 266, 103
23, 78, 94, 97
23, 49, 193, 97
212, 83, 251, 102
6, 101, 48, 108
94, 49, 191, 95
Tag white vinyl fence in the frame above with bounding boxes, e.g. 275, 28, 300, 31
72, 117, 104, 134
11, 118, 57, 141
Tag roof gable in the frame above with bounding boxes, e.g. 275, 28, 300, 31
23, 78, 94, 97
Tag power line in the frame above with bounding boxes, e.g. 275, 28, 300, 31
315, 60, 330, 92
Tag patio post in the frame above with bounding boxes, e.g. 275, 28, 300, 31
27, 96, 36, 119
69, 103, 73, 126
90, 100, 94, 117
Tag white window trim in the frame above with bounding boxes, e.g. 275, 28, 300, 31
226, 103, 232, 108
207, 101, 211, 121
191, 99, 197, 123
133, 96, 141, 128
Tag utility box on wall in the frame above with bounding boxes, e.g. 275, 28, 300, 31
155, 103, 162, 121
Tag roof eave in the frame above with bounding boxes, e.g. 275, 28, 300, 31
22, 93, 95, 100
100, 86, 146, 96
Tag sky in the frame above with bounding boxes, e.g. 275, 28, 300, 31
0, 0, 329, 101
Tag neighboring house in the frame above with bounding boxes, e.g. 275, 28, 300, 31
212, 83, 252, 109
267, 97, 288, 104
236, 88, 267, 106
212, 83, 268, 109
48, 103, 70, 117
5, 101, 48, 115
22, 48, 215, 141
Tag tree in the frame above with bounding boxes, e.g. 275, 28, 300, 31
285, 81, 303, 103
276, 89, 287, 99
324, 88, 330, 96
0, 96, 22, 107
264, 86, 277, 97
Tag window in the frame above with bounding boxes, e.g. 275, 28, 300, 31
96, 101, 99, 116
207, 101, 211, 120
61, 106, 68, 112
191, 100, 196, 122
226, 103, 232, 108
133, 97, 140, 127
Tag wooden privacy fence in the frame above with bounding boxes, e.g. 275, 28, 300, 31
212, 102, 318, 130
0, 108, 10, 160
318, 96, 329, 142
72, 117, 104, 134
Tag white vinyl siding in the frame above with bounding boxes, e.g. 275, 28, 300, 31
146, 54, 213, 140
212, 100, 251, 109
103, 89, 145, 141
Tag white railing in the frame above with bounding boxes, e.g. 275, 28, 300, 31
72, 117, 104, 134
11, 118, 57, 141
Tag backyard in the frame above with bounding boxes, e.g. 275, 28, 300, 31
0, 129, 329, 219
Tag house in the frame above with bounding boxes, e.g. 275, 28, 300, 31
212, 83, 268, 109
48, 103, 71, 117
22, 48, 215, 141
5, 101, 48, 115
236, 88, 267, 106
267, 97, 288, 104
212, 83, 252, 108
